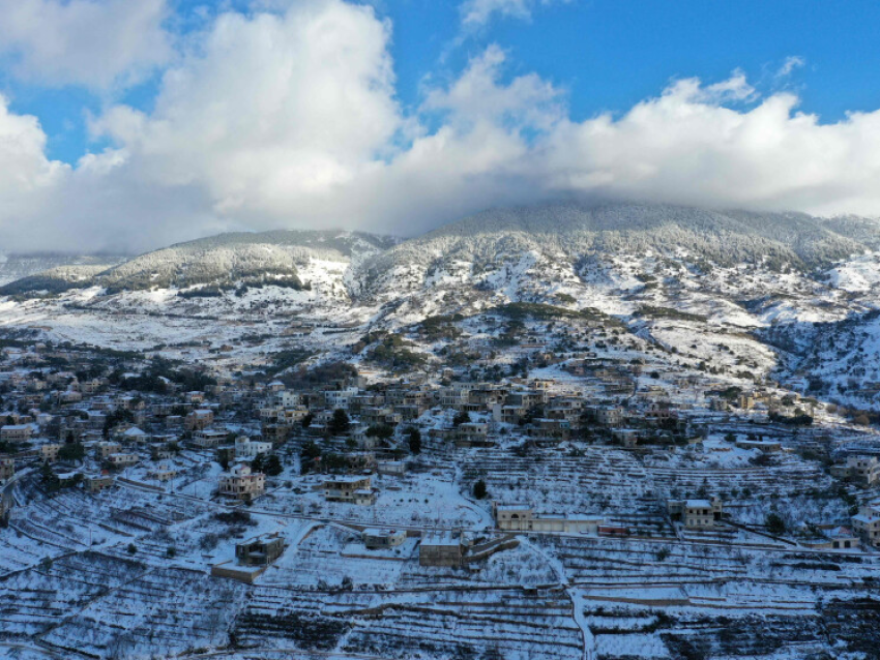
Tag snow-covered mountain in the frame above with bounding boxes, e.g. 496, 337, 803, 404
0, 252, 128, 288
2, 202, 880, 404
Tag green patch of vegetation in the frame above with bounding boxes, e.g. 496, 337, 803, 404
495, 302, 624, 327
417, 314, 464, 341
267, 349, 314, 376
636, 306, 708, 323
367, 334, 428, 371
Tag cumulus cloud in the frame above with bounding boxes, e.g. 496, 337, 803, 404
0, 0, 171, 88
0, 0, 880, 254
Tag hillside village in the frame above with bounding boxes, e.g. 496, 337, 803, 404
2, 284, 880, 660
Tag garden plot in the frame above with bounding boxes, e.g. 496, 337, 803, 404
261, 523, 409, 589
595, 633, 671, 659
0, 552, 145, 637
232, 587, 373, 652
342, 588, 583, 660
0, 528, 61, 576
398, 541, 560, 589
41, 566, 246, 659
646, 453, 850, 527
258, 471, 487, 530
461, 446, 673, 536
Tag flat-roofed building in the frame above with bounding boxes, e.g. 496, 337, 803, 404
323, 476, 372, 502
419, 531, 465, 567
363, 528, 406, 549
41, 443, 63, 463
219, 464, 265, 501
1, 424, 31, 442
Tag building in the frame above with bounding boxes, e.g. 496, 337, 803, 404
85, 475, 114, 493
669, 498, 724, 529
492, 502, 604, 534
219, 464, 266, 501
419, 531, 466, 567
852, 505, 880, 547
1, 424, 31, 442
736, 439, 782, 453
41, 443, 63, 463
192, 428, 227, 449
377, 460, 407, 477
235, 436, 273, 459
235, 533, 285, 566
613, 428, 641, 448
0, 487, 12, 527
107, 453, 140, 468
363, 528, 407, 549
0, 457, 13, 482
96, 442, 121, 459
148, 463, 178, 481
455, 422, 492, 447
323, 476, 372, 502
596, 407, 623, 427
185, 409, 215, 431
353, 487, 378, 506
801, 527, 860, 551
832, 456, 880, 486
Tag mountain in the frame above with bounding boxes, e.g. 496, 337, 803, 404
2, 202, 879, 405
0, 253, 128, 288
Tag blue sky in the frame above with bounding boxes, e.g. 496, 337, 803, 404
4, 0, 879, 165
1, 0, 880, 252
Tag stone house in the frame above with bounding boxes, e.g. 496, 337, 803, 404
323, 476, 372, 502
419, 531, 466, 567
236, 533, 285, 566
363, 528, 407, 549
219, 464, 266, 501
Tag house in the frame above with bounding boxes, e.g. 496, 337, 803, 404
85, 474, 114, 493
192, 428, 227, 449
526, 418, 571, 443
107, 453, 140, 468
377, 460, 407, 477
118, 426, 148, 443
363, 528, 407, 549
613, 428, 641, 448
353, 488, 378, 506
1, 424, 31, 442
852, 504, 880, 547
419, 531, 466, 567
148, 463, 178, 481
0, 457, 13, 482
219, 464, 266, 501
831, 456, 880, 486
235, 533, 285, 566
801, 527, 860, 551
492, 502, 604, 534
96, 442, 121, 460
235, 436, 273, 459
323, 476, 372, 502
185, 409, 214, 431
596, 406, 623, 427
0, 487, 13, 527
456, 422, 492, 447
736, 439, 782, 452
668, 498, 724, 529
41, 443, 63, 462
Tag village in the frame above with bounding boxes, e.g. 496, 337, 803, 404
1, 312, 880, 660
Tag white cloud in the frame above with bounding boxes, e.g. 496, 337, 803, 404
460, 0, 569, 27
0, 0, 172, 88
1, 0, 880, 254
777, 55, 805, 77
